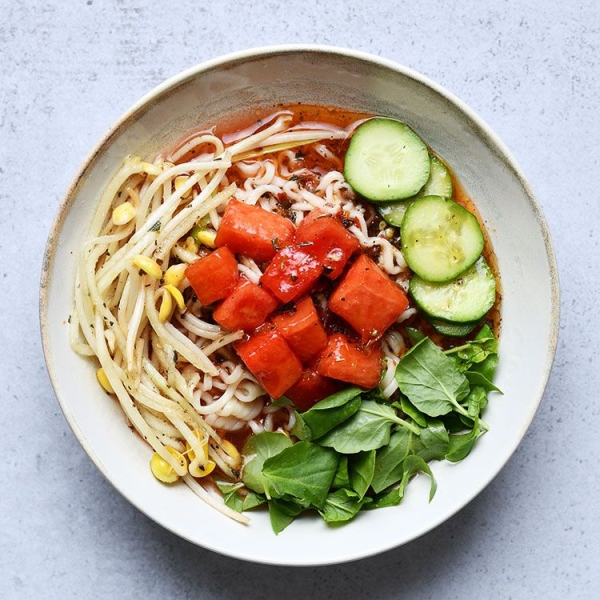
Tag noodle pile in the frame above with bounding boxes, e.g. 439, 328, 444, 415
71, 110, 412, 521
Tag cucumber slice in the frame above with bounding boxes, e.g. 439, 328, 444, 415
377, 199, 416, 227
401, 195, 484, 282
410, 257, 496, 323
377, 155, 453, 226
428, 318, 478, 337
421, 155, 453, 198
344, 118, 430, 202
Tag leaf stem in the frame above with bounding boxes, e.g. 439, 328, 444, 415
451, 400, 471, 419
478, 417, 490, 432
443, 343, 471, 355
391, 415, 421, 436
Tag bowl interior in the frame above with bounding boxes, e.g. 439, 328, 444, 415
41, 46, 559, 566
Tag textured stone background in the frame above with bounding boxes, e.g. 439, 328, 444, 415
1, 0, 599, 598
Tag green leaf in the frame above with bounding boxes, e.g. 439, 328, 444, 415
369, 486, 403, 509
446, 426, 481, 462
317, 400, 397, 454
399, 454, 437, 502
444, 325, 498, 372
242, 490, 267, 510
348, 450, 376, 499
405, 326, 426, 345
371, 450, 438, 509
475, 324, 497, 345
418, 419, 449, 461
262, 441, 339, 509
216, 481, 266, 512
293, 386, 362, 441
270, 396, 294, 408
474, 342, 499, 373
371, 429, 412, 493
475, 323, 494, 340
268, 498, 305, 534
440, 411, 469, 433
242, 432, 293, 495
332, 455, 350, 489
459, 386, 490, 432
466, 386, 487, 418
466, 370, 500, 393
361, 386, 388, 402
216, 481, 246, 512
395, 337, 470, 418
466, 353, 501, 392
400, 395, 428, 427
319, 488, 372, 523
290, 412, 312, 441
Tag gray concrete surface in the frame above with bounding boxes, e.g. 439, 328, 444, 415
1, 0, 599, 598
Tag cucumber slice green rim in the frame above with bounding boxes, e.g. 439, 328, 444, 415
344, 118, 430, 202
421, 155, 453, 198
428, 317, 479, 337
401, 195, 485, 282
409, 257, 496, 324
376, 155, 454, 227
377, 198, 417, 227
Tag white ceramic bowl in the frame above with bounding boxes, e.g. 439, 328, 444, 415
40, 45, 559, 566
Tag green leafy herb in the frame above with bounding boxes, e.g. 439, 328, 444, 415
268, 498, 305, 534
222, 328, 500, 534
269, 396, 294, 408
216, 481, 266, 512
317, 400, 418, 454
467, 386, 487, 418
319, 489, 372, 523
332, 456, 350, 489
418, 419, 450, 461
466, 354, 501, 392
399, 395, 428, 427
371, 429, 413, 493
446, 426, 481, 462
441, 411, 471, 433
348, 450, 376, 499
371, 455, 437, 508
444, 324, 498, 371
216, 481, 246, 512
262, 441, 339, 508
405, 326, 427, 345
395, 338, 470, 418
370, 486, 403, 509
242, 432, 293, 495
292, 386, 362, 441
399, 455, 437, 502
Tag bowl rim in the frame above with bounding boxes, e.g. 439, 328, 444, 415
39, 44, 560, 565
